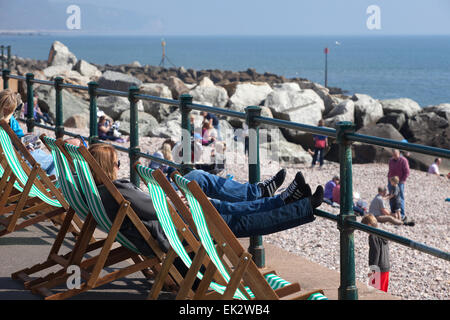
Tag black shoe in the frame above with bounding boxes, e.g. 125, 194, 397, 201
279, 172, 309, 204
259, 169, 286, 197
403, 219, 415, 227
310, 186, 324, 209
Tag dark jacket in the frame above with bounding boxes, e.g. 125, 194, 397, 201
368, 234, 390, 272
97, 179, 170, 257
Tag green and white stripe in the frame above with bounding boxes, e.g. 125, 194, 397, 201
307, 292, 328, 300
173, 173, 298, 300
0, 126, 61, 207
136, 165, 236, 297
41, 136, 90, 219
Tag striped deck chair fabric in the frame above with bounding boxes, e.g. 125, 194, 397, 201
0, 125, 61, 207
136, 164, 247, 298
63, 143, 140, 253
40, 136, 90, 219
171, 172, 300, 300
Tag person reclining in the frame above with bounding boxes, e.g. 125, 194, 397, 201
88, 143, 324, 257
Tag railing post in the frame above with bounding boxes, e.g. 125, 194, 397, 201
88, 81, 99, 144
1, 46, 4, 70
245, 105, 265, 268
128, 86, 140, 187
336, 121, 358, 300
180, 94, 193, 174
25, 73, 35, 133
7, 46, 11, 70
2, 69, 10, 89
54, 77, 64, 138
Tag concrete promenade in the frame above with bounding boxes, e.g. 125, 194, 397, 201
0, 220, 398, 300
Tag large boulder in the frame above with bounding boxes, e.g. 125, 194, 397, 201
47, 41, 77, 68
260, 139, 312, 164
167, 76, 190, 100
97, 95, 144, 120
148, 118, 182, 141
139, 83, 175, 122
380, 98, 421, 118
404, 112, 449, 149
34, 85, 89, 122
377, 112, 406, 131
64, 114, 88, 128
352, 93, 383, 130
189, 77, 229, 108
352, 123, 405, 164
118, 111, 158, 136
422, 103, 450, 121
265, 86, 324, 148
73, 60, 102, 79
229, 82, 273, 112
324, 100, 354, 128
98, 70, 143, 92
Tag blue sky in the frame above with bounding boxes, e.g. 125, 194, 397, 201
1, 0, 450, 35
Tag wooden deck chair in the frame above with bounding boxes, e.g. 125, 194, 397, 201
12, 134, 107, 294
0, 119, 78, 237
21, 141, 186, 300
135, 164, 242, 300
170, 172, 327, 300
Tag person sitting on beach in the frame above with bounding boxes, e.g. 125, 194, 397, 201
353, 192, 368, 216
89, 143, 324, 257
324, 175, 339, 205
368, 186, 414, 226
427, 158, 441, 176
98, 115, 125, 143
201, 120, 217, 146
24, 93, 54, 126
332, 183, 340, 205
201, 111, 220, 140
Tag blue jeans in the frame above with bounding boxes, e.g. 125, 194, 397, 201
30, 149, 56, 176
184, 170, 315, 238
312, 148, 324, 167
388, 181, 405, 219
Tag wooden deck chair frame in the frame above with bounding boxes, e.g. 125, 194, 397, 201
12, 134, 108, 295
0, 120, 80, 237
134, 163, 240, 300
170, 172, 325, 300
19, 141, 186, 300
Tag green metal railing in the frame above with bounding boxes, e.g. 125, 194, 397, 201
1, 68, 449, 300
0, 46, 11, 70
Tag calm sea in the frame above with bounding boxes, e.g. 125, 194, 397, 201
2, 34, 450, 106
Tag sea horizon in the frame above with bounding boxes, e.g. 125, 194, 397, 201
2, 34, 450, 107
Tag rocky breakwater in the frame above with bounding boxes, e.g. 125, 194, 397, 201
8, 41, 449, 171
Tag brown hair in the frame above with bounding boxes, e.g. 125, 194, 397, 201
361, 214, 378, 228
0, 89, 18, 119
88, 143, 118, 184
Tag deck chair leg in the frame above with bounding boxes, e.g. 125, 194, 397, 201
86, 202, 128, 288
66, 213, 98, 265
6, 165, 39, 233
148, 249, 178, 300
221, 252, 252, 300
175, 246, 207, 300
193, 257, 219, 300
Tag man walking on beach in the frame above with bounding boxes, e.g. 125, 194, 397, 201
387, 149, 411, 223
